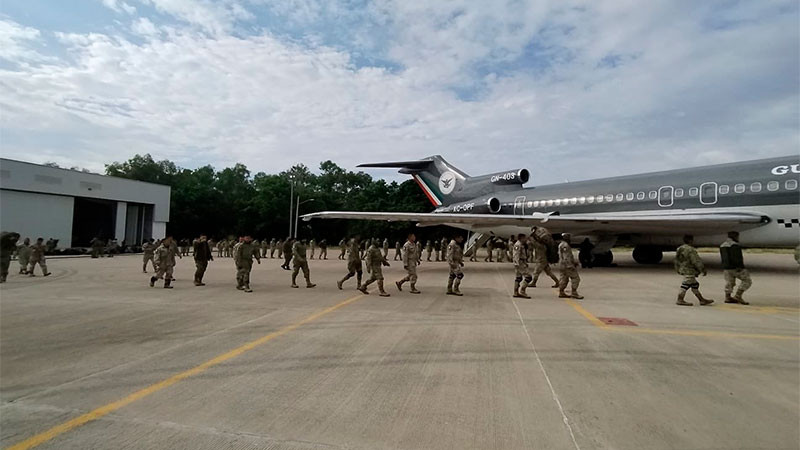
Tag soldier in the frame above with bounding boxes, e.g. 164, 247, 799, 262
291, 239, 316, 288
150, 236, 177, 288
434, 239, 441, 262
440, 237, 449, 262
193, 234, 213, 286
468, 242, 478, 262
578, 238, 595, 269
234, 235, 260, 292
90, 236, 104, 258
269, 238, 277, 258
281, 237, 294, 270
142, 239, 156, 273
394, 240, 402, 261
252, 239, 260, 259
309, 238, 316, 259
530, 228, 560, 288
485, 239, 494, 262
361, 239, 368, 260
0, 232, 20, 283
425, 240, 433, 262
720, 231, 751, 305
512, 233, 532, 298
17, 237, 31, 275
360, 239, 391, 296
338, 236, 364, 290
261, 239, 269, 258
339, 238, 347, 260
446, 235, 465, 296
319, 239, 328, 260
396, 233, 421, 294
27, 238, 51, 277
276, 238, 284, 259
557, 233, 583, 299
674, 235, 713, 306
415, 240, 422, 265
216, 239, 224, 258
382, 238, 390, 259
506, 236, 515, 263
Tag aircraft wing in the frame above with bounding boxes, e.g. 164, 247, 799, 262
301, 210, 769, 234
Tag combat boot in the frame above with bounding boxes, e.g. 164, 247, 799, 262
244, 285, 253, 293
378, 281, 390, 297
358, 285, 369, 294
149, 276, 157, 287
558, 289, 570, 298
513, 280, 523, 298
724, 293, 736, 304
395, 280, 403, 291
452, 279, 463, 296
570, 291, 584, 300
163, 278, 173, 289
446, 278, 455, 295
733, 292, 749, 305
409, 283, 421, 294
676, 290, 692, 306
291, 274, 299, 288
306, 279, 316, 288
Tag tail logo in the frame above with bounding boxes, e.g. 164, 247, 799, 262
439, 171, 456, 195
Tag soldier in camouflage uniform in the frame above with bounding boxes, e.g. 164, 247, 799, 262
269, 238, 277, 258
512, 234, 532, 298
142, 239, 156, 273
674, 235, 713, 306
446, 235, 465, 296
309, 238, 316, 260
28, 238, 51, 277
530, 227, 560, 288
150, 236, 177, 288
484, 239, 494, 262
319, 239, 328, 260
720, 231, 751, 305
440, 237, 449, 262
382, 238, 390, 259
338, 236, 364, 290
396, 233, 421, 294
17, 237, 31, 275
360, 239, 391, 296
557, 233, 583, 299
281, 238, 294, 270
0, 232, 20, 283
291, 239, 316, 288
276, 238, 284, 259
234, 236, 261, 292
416, 241, 422, 265
339, 238, 347, 260
394, 241, 402, 261
425, 240, 433, 262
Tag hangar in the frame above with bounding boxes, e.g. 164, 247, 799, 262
0, 158, 170, 248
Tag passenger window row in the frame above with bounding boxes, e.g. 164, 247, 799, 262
525, 179, 797, 209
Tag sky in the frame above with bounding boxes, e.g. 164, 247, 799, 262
0, 0, 797, 184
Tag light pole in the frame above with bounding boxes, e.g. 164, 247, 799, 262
294, 197, 315, 238
288, 177, 294, 238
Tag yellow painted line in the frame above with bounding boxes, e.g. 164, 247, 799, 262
564, 298, 608, 328
716, 304, 800, 316
6, 294, 365, 450
563, 299, 799, 341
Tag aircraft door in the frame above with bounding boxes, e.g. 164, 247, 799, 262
513, 196, 526, 215
700, 182, 717, 205
658, 186, 673, 207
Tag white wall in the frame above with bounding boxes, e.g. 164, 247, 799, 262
115, 201, 127, 241
0, 190, 74, 247
152, 221, 167, 240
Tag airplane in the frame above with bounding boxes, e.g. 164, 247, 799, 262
302, 155, 800, 265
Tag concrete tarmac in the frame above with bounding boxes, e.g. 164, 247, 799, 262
1, 251, 798, 449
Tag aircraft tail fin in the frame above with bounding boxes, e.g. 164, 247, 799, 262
358, 155, 469, 207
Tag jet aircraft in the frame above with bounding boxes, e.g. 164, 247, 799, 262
302, 155, 800, 265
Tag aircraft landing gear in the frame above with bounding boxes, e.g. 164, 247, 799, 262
632, 246, 663, 264
592, 251, 614, 267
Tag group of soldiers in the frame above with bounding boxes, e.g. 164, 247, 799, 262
0, 233, 52, 283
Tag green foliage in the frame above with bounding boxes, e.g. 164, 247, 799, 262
105, 154, 435, 241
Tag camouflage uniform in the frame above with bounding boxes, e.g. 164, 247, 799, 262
269, 239, 277, 258
720, 238, 751, 304
394, 241, 402, 261
0, 232, 20, 283
484, 239, 494, 262
281, 239, 293, 269
291, 240, 316, 288
319, 239, 328, 260
397, 240, 421, 293
446, 239, 464, 296
531, 239, 559, 288
512, 239, 532, 298
309, 239, 316, 260
193, 238, 213, 286
150, 241, 177, 288
425, 240, 433, 262
276, 239, 284, 259
338, 239, 347, 260
28, 241, 50, 277
338, 238, 364, 289
142, 241, 156, 272
440, 237, 449, 262
674, 243, 712, 306
234, 240, 260, 292
90, 237, 104, 258
557, 239, 582, 299
17, 239, 31, 274
361, 241, 390, 296
382, 238, 390, 259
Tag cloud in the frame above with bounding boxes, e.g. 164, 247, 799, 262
0, 19, 50, 63
0, 1, 797, 184
100, 0, 137, 15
